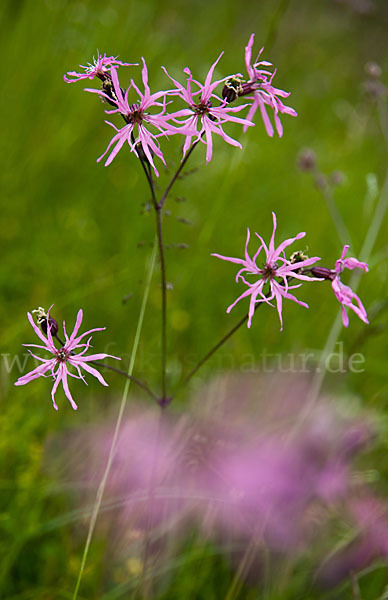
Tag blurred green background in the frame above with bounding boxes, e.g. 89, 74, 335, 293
1, 0, 388, 597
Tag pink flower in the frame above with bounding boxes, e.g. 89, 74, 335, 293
85, 58, 171, 176
242, 34, 297, 136
212, 213, 321, 330
162, 53, 254, 163
15, 308, 120, 411
312, 246, 369, 327
332, 245, 369, 327
64, 52, 134, 83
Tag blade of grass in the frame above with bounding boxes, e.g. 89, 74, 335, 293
291, 168, 388, 437
72, 239, 157, 600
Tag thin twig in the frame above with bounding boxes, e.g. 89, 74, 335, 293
132, 136, 168, 403
178, 311, 251, 390
90, 361, 157, 401
53, 333, 157, 401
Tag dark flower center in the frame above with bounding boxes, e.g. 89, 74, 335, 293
261, 263, 278, 281
56, 348, 69, 363
128, 103, 144, 124
192, 100, 212, 116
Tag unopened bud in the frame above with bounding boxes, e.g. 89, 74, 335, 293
290, 250, 309, 274
100, 78, 120, 107
314, 174, 328, 190
364, 61, 382, 79
331, 170, 346, 186
32, 307, 59, 336
296, 149, 316, 172
134, 141, 149, 163
310, 267, 335, 281
222, 76, 245, 103
363, 79, 387, 100
290, 250, 308, 264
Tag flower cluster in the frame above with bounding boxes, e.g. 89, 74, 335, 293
15, 36, 371, 415
213, 214, 369, 330
15, 308, 119, 410
64, 37, 296, 175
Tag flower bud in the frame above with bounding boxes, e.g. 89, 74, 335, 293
314, 174, 328, 190
310, 267, 335, 281
364, 61, 382, 79
32, 307, 59, 336
331, 170, 346, 186
290, 250, 309, 274
222, 76, 245, 103
363, 79, 387, 100
101, 78, 121, 108
296, 149, 316, 172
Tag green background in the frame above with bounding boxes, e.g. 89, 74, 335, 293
1, 0, 388, 597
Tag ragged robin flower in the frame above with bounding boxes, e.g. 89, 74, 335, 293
241, 34, 297, 136
15, 307, 120, 410
163, 52, 254, 163
64, 52, 134, 83
212, 213, 321, 330
311, 245, 369, 327
85, 58, 174, 176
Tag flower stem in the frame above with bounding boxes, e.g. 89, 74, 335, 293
177, 308, 258, 392
133, 138, 168, 403
155, 205, 168, 402
92, 362, 158, 401
52, 333, 157, 400
135, 139, 200, 404
131, 133, 158, 210
159, 140, 199, 209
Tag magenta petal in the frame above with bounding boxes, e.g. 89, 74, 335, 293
60, 366, 78, 410
245, 34, 255, 79
211, 253, 247, 266
27, 312, 51, 348
342, 305, 350, 328
77, 361, 109, 386
51, 369, 62, 410
273, 288, 284, 331
15, 359, 56, 386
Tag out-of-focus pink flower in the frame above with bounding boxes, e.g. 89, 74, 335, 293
55, 372, 377, 578
64, 52, 134, 83
312, 245, 369, 327
86, 58, 173, 176
318, 494, 388, 588
102, 413, 181, 528
212, 213, 321, 330
15, 308, 119, 410
242, 34, 297, 136
163, 53, 254, 163
182, 374, 360, 551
